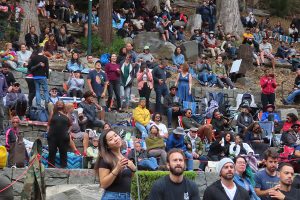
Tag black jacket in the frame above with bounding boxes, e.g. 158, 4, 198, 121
28, 55, 49, 78
203, 180, 250, 200
25, 33, 39, 49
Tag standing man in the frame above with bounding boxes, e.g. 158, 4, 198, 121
254, 148, 280, 200
163, 85, 182, 128
28, 47, 49, 107
87, 61, 108, 120
203, 158, 250, 200
0, 69, 7, 134
152, 59, 169, 113
149, 148, 200, 200
268, 163, 300, 200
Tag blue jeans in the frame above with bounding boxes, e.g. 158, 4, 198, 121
286, 89, 300, 104
135, 122, 151, 139
198, 72, 217, 84
167, 107, 181, 128
154, 84, 168, 113
34, 78, 50, 106
138, 157, 158, 170
184, 151, 194, 171
101, 191, 130, 200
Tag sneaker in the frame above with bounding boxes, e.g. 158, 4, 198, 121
232, 87, 237, 90
74, 150, 81, 156
222, 87, 227, 89
205, 82, 208, 86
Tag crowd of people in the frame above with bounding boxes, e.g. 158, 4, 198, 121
0, 0, 300, 200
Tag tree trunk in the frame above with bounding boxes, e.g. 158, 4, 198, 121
19, 0, 40, 43
99, 0, 113, 45
216, 0, 244, 37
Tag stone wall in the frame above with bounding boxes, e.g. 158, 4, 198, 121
0, 168, 218, 200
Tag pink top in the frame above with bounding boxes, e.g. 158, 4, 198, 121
137, 70, 153, 90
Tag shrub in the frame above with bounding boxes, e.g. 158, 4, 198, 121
131, 171, 197, 200
79, 34, 125, 56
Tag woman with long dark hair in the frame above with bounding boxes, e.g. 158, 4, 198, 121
47, 101, 71, 168
95, 129, 136, 200
207, 132, 232, 161
67, 52, 84, 72
282, 113, 299, 133
233, 156, 260, 200
105, 53, 122, 111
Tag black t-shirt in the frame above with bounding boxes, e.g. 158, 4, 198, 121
271, 188, 300, 200
294, 76, 300, 88
97, 158, 132, 193
149, 176, 200, 200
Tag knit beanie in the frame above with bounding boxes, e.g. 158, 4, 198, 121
216, 158, 234, 175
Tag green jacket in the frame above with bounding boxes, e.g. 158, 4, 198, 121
212, 63, 227, 77
184, 134, 203, 155
182, 116, 200, 129
145, 136, 165, 151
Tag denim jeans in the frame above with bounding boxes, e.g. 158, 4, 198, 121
198, 72, 217, 84
34, 78, 49, 106
286, 89, 300, 104
166, 107, 181, 128
135, 122, 151, 139
184, 151, 194, 171
101, 191, 131, 200
138, 157, 158, 170
154, 84, 168, 113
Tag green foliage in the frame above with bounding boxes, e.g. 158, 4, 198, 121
131, 171, 197, 200
80, 34, 125, 56
260, 0, 300, 17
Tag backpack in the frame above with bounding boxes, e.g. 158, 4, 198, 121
99, 53, 111, 66
29, 107, 49, 122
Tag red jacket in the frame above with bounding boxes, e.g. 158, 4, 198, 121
260, 75, 277, 95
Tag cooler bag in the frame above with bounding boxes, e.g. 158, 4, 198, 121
42, 152, 82, 169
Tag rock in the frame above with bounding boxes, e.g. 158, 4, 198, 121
236, 77, 251, 86
278, 108, 298, 121
180, 41, 198, 60
49, 60, 67, 71
154, 42, 176, 59
48, 71, 65, 86
123, 37, 133, 44
186, 14, 202, 35
133, 32, 163, 52
46, 184, 103, 200
144, 0, 160, 13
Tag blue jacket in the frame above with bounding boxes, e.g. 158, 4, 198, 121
166, 133, 186, 152
172, 54, 185, 67
260, 112, 281, 122
67, 61, 84, 72
0, 73, 8, 98
234, 174, 260, 200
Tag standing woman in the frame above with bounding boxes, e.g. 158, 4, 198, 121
105, 53, 122, 111
47, 101, 71, 168
96, 129, 136, 200
136, 62, 153, 109
120, 54, 135, 110
260, 69, 277, 110
175, 63, 193, 102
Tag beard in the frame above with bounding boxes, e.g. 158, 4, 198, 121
222, 173, 234, 180
169, 165, 184, 176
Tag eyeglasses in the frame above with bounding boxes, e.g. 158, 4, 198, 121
236, 161, 246, 165
191, 131, 197, 133
187, 112, 192, 114
12, 121, 19, 124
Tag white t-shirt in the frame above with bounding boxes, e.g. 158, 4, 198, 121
221, 182, 237, 200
